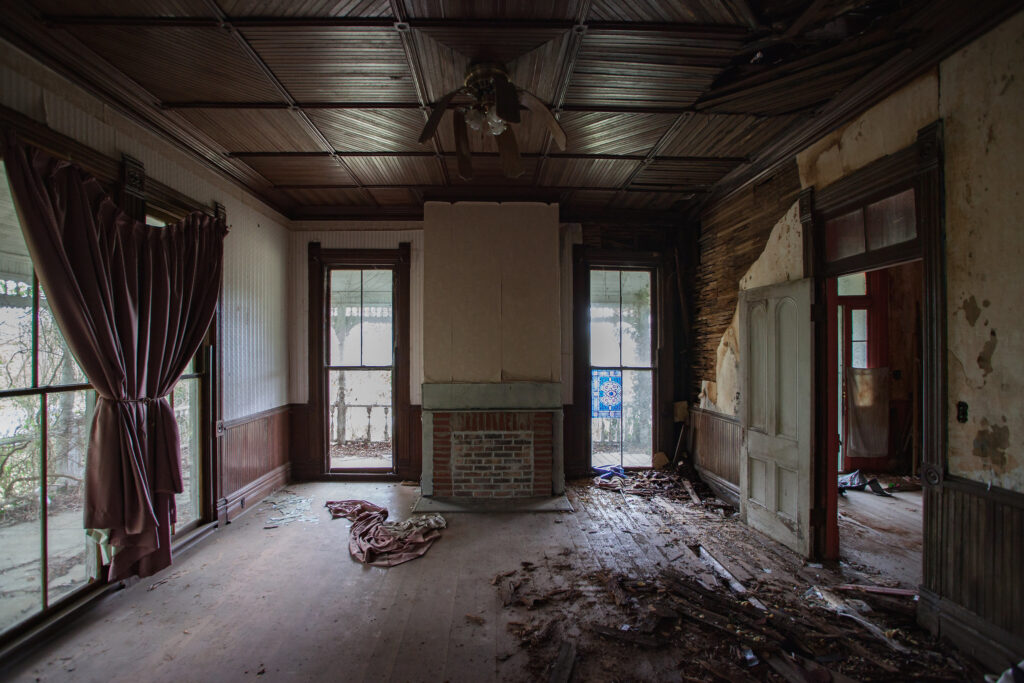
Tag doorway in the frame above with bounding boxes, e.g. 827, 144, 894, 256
589, 268, 655, 469
828, 260, 924, 586
307, 243, 411, 478
326, 267, 395, 471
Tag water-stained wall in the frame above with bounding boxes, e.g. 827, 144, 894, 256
940, 11, 1024, 492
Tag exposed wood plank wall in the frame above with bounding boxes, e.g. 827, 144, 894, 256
691, 162, 801, 401
689, 407, 741, 487
923, 479, 1024, 652
219, 405, 290, 520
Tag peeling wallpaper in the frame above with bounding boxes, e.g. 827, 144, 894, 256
0, 39, 291, 422
940, 11, 1024, 492
701, 200, 803, 416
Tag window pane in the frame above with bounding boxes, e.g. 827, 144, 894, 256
591, 417, 621, 468
866, 189, 916, 250
851, 309, 868, 342
173, 378, 202, 529
0, 161, 34, 392
836, 272, 867, 296
0, 395, 42, 632
825, 209, 866, 262
329, 270, 362, 366
47, 390, 92, 605
620, 271, 651, 367
590, 270, 621, 367
623, 370, 653, 466
851, 341, 868, 369
361, 270, 393, 366
145, 215, 168, 228
38, 286, 87, 388
328, 369, 392, 469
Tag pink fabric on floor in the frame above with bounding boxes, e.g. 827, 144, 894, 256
325, 500, 442, 567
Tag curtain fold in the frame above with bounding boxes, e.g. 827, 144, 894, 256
3, 133, 227, 580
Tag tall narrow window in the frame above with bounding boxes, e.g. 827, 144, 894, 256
589, 269, 654, 468
0, 160, 95, 634
327, 268, 394, 471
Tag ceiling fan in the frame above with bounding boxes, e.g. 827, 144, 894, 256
417, 62, 568, 180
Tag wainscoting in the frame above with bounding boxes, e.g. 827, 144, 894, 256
920, 477, 1024, 666
688, 407, 741, 505
218, 405, 290, 522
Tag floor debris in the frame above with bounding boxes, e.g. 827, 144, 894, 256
486, 478, 982, 682
324, 500, 445, 567
259, 490, 319, 526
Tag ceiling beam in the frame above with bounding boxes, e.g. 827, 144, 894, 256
389, 0, 451, 186
162, 102, 727, 116
41, 15, 749, 39
709, 0, 1023, 207
198, 0, 378, 208
273, 183, 712, 194
229, 151, 747, 163
288, 203, 691, 226
533, 0, 592, 185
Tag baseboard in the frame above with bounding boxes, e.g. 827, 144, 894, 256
918, 587, 1024, 671
696, 466, 740, 507
218, 463, 289, 522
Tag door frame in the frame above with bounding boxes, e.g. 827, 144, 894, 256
568, 246, 673, 477
307, 243, 411, 478
806, 122, 945, 560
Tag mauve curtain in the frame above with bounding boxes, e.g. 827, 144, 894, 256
3, 134, 227, 580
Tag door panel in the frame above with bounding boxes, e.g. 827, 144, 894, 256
739, 278, 813, 557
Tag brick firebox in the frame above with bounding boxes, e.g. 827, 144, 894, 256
431, 412, 552, 498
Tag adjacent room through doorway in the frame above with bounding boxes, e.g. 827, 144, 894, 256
828, 260, 925, 588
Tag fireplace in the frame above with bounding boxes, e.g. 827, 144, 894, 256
421, 383, 563, 498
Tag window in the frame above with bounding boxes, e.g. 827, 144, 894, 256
589, 269, 654, 468
0, 160, 96, 634
0, 160, 209, 638
327, 268, 394, 470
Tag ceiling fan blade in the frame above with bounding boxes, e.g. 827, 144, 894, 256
519, 90, 567, 151
492, 73, 521, 123
496, 128, 524, 179
418, 89, 460, 144
453, 109, 474, 180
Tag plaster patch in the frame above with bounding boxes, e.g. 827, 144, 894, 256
961, 295, 981, 326
976, 329, 997, 377
972, 418, 1010, 469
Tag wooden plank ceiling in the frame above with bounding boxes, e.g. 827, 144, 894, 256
0, 0, 956, 222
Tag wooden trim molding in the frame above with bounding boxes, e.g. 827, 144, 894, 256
221, 404, 289, 431
301, 243, 415, 479
219, 464, 289, 523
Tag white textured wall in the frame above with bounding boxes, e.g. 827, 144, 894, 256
287, 223, 424, 405
0, 39, 291, 421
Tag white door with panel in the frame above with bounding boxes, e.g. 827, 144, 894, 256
739, 278, 813, 557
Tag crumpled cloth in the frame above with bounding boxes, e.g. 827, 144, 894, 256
325, 500, 445, 567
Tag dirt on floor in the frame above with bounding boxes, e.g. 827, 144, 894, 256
489, 468, 983, 683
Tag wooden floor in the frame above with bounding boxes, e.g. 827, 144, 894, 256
2, 480, 971, 682
838, 488, 923, 588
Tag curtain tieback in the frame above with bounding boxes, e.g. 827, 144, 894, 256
107, 397, 164, 404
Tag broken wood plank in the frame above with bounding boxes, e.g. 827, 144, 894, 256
814, 586, 911, 653
834, 584, 918, 597
592, 625, 663, 648
547, 641, 575, 683
683, 478, 702, 505
693, 545, 767, 611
